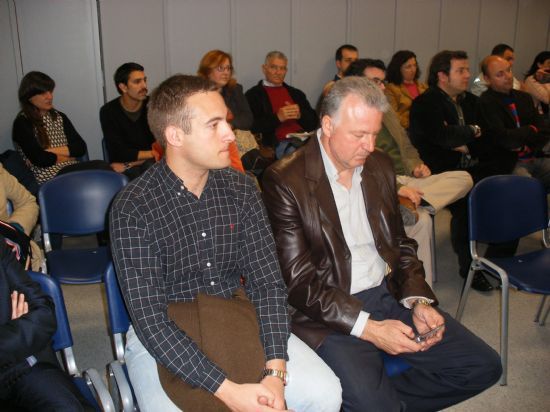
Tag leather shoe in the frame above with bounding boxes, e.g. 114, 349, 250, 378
470, 272, 494, 292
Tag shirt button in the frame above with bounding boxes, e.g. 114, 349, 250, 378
181, 185, 184, 190
210, 281, 215, 286
206, 262, 211, 267
176, 192, 181, 196
201, 232, 206, 237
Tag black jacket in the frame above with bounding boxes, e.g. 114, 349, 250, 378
12, 110, 87, 168
245, 81, 318, 147
0, 237, 57, 382
100, 97, 155, 163
409, 87, 480, 173
477, 88, 550, 152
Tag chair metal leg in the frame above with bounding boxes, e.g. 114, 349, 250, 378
455, 264, 476, 321
534, 295, 547, 325
430, 214, 437, 283
499, 274, 510, 386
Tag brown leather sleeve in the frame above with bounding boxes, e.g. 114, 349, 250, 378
263, 166, 363, 336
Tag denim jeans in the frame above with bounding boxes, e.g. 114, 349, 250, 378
125, 326, 342, 411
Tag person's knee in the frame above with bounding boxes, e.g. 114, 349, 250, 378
476, 346, 502, 388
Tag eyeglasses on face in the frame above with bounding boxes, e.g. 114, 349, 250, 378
370, 77, 387, 86
215, 65, 233, 72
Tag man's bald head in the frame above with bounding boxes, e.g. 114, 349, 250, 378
481, 56, 513, 94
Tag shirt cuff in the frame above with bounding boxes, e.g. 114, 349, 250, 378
400, 296, 434, 309
350, 310, 370, 337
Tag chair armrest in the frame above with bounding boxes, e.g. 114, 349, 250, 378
83, 368, 116, 412
108, 360, 135, 412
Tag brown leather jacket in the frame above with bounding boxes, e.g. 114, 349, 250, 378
262, 136, 436, 349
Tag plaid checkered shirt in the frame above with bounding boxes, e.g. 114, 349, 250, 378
109, 160, 290, 393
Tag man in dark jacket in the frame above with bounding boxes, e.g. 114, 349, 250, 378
478, 55, 550, 190
100, 62, 155, 178
409, 50, 516, 291
0, 237, 91, 411
245, 51, 317, 150
263, 76, 501, 412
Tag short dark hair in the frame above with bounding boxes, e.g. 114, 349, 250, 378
343, 58, 386, 77
386, 50, 420, 85
335, 44, 358, 61
427, 50, 468, 87
114, 62, 144, 95
147, 75, 217, 148
491, 44, 514, 56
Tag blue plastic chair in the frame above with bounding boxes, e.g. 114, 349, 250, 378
28, 271, 115, 411
104, 262, 137, 412
455, 175, 550, 385
382, 353, 411, 377
38, 170, 128, 283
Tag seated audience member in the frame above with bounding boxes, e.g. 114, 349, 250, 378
385, 50, 428, 130
110, 75, 342, 412
478, 55, 550, 190
409, 50, 516, 291
245, 51, 318, 153
262, 76, 502, 412
13, 72, 110, 185
321, 44, 359, 97
0, 164, 42, 271
471, 44, 522, 96
0, 237, 93, 411
344, 58, 473, 285
522, 51, 550, 116
197, 49, 253, 131
100, 62, 155, 178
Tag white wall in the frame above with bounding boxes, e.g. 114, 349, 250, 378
2, 0, 550, 158
2, 0, 104, 158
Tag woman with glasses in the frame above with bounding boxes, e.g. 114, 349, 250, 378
197, 50, 253, 131
385, 50, 428, 130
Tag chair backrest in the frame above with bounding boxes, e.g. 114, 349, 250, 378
38, 170, 128, 235
28, 271, 80, 376
28, 271, 73, 351
104, 261, 131, 335
469, 175, 548, 243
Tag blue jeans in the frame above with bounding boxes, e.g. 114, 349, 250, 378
125, 326, 342, 411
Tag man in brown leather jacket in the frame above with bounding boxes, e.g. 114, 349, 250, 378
263, 76, 501, 411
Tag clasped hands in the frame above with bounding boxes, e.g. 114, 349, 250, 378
215, 363, 293, 412
277, 102, 301, 122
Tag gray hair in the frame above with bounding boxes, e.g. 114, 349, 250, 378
320, 76, 389, 120
264, 51, 288, 64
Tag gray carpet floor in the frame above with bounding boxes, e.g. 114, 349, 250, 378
60, 209, 550, 411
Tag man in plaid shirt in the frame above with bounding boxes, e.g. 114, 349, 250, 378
110, 75, 341, 412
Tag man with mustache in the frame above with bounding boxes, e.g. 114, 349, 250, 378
245, 51, 317, 155
100, 62, 155, 178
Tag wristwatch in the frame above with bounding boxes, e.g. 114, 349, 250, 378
263, 368, 288, 386
124, 162, 132, 170
412, 298, 431, 309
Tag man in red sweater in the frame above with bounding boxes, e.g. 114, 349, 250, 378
245, 51, 317, 153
